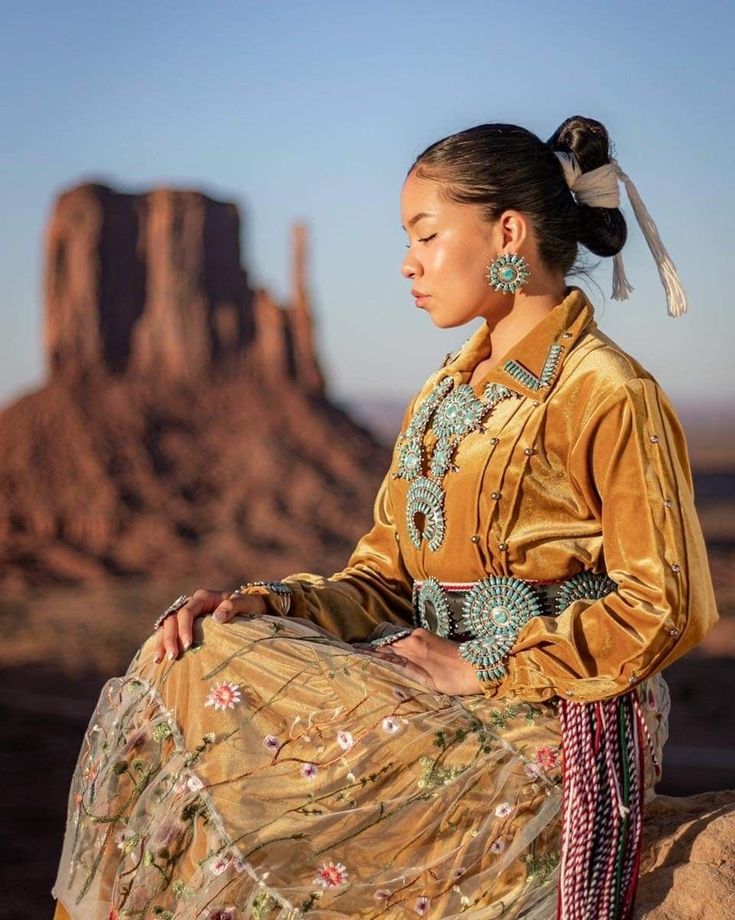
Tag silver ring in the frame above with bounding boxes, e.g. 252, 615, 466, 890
152, 594, 191, 631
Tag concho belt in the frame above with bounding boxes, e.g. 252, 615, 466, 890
408, 570, 617, 682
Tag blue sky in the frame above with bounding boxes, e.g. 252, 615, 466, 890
1, 0, 733, 415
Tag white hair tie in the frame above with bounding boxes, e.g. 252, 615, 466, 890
554, 150, 689, 317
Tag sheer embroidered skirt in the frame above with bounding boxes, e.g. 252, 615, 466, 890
52, 614, 669, 919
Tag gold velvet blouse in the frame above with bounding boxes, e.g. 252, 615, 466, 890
245, 285, 719, 704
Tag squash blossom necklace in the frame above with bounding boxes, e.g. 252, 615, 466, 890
394, 374, 521, 550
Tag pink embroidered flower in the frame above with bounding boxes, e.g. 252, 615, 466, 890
233, 856, 252, 874
203, 908, 238, 920
314, 860, 349, 888
187, 774, 204, 792
494, 801, 514, 818
208, 855, 231, 876
374, 889, 392, 901
205, 682, 242, 711
263, 734, 281, 753
413, 895, 431, 915
336, 730, 354, 750
109, 910, 119, 920
534, 745, 560, 771
490, 837, 507, 854
300, 762, 318, 779
382, 716, 401, 734
173, 775, 189, 795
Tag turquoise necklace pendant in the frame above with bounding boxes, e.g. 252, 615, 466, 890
406, 476, 446, 551
397, 375, 520, 551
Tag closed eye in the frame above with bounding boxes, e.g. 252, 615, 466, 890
404, 234, 436, 249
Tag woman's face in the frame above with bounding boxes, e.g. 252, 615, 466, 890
400, 171, 520, 328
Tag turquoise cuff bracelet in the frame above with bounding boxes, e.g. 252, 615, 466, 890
234, 580, 294, 615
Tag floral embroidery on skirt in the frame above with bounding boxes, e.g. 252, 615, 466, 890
52, 614, 667, 919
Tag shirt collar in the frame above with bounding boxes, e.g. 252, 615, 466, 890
442, 285, 596, 403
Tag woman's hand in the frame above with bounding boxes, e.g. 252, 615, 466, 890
368, 628, 485, 695
154, 589, 268, 663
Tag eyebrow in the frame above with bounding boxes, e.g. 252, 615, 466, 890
401, 211, 435, 231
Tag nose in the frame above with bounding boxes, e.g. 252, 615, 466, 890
401, 250, 417, 280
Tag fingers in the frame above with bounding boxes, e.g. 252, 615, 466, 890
374, 650, 435, 688
154, 630, 165, 664
151, 590, 268, 666
154, 615, 182, 663
370, 637, 411, 660
211, 596, 238, 623
378, 629, 434, 663
369, 632, 437, 688
369, 648, 407, 665
177, 588, 228, 648
212, 593, 267, 622
154, 590, 229, 663
399, 658, 436, 689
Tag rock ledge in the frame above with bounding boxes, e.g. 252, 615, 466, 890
637, 789, 735, 918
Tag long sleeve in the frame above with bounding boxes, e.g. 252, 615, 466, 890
482, 376, 719, 703
239, 399, 419, 643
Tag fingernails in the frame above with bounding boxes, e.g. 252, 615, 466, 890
214, 609, 226, 621
167, 651, 175, 661
182, 639, 191, 650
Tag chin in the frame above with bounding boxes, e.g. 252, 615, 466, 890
428, 313, 470, 330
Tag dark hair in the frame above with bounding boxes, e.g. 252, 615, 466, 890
407, 115, 627, 280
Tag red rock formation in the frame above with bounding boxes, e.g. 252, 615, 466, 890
44, 183, 253, 382
0, 181, 388, 591
251, 288, 288, 384
127, 188, 251, 382
43, 183, 326, 391
288, 222, 325, 395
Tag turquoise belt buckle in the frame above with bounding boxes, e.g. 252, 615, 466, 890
412, 571, 617, 644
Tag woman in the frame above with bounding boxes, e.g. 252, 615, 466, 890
52, 116, 718, 920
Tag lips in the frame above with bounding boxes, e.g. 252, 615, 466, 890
411, 289, 428, 298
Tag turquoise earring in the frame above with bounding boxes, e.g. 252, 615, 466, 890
485, 251, 531, 293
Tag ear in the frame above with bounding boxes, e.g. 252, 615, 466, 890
498, 210, 528, 249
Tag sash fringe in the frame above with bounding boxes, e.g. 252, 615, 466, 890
557, 690, 649, 919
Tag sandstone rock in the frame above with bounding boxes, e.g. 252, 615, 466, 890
252, 287, 293, 387
637, 789, 735, 919
43, 181, 325, 391
288, 222, 325, 395
0, 181, 384, 590
126, 187, 251, 382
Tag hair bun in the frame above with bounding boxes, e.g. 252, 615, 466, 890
547, 115, 627, 258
